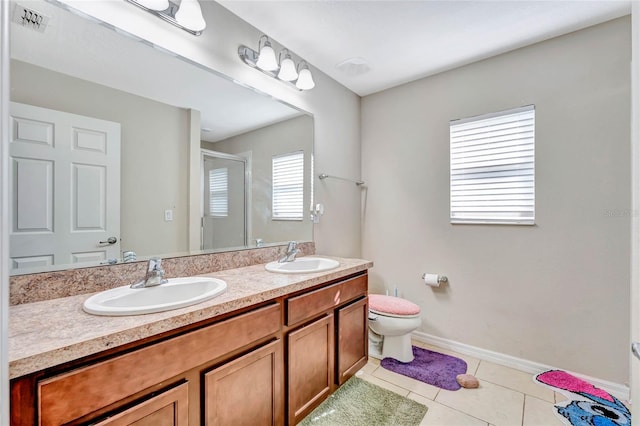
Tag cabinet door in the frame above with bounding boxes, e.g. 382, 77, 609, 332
204, 340, 284, 426
93, 382, 189, 426
336, 297, 368, 385
287, 314, 334, 425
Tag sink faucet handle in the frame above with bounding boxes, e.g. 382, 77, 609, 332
130, 257, 167, 288
148, 257, 162, 272
279, 241, 301, 263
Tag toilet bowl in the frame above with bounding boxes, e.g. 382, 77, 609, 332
368, 294, 421, 363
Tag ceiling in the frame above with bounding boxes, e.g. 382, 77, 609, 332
218, 0, 632, 96
10, 0, 633, 138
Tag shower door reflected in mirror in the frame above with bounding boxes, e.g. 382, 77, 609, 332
202, 151, 248, 250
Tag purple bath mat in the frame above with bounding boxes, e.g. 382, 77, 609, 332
381, 346, 467, 390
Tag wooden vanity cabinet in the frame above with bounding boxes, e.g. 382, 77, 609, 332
17, 302, 283, 426
285, 274, 368, 425
10, 271, 369, 426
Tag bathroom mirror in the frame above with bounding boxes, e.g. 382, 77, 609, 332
8, 1, 313, 275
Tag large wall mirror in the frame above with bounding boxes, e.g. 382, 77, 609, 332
8, 1, 314, 275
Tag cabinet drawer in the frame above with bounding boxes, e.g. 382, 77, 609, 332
287, 274, 367, 326
38, 303, 281, 426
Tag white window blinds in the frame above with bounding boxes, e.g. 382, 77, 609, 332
450, 105, 535, 225
209, 167, 228, 217
272, 151, 304, 220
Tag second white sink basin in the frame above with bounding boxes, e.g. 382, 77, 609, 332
83, 277, 227, 316
265, 257, 340, 274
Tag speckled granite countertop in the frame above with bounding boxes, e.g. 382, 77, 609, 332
9, 256, 372, 379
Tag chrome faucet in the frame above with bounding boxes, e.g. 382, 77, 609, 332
131, 257, 169, 288
279, 241, 301, 263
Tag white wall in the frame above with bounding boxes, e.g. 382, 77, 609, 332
208, 115, 314, 245
361, 17, 631, 384
59, 0, 362, 259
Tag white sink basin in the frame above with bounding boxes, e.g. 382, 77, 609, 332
265, 257, 340, 274
83, 277, 227, 316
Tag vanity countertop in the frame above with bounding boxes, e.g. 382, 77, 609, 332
9, 256, 373, 379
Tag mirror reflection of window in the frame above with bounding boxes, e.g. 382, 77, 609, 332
272, 151, 304, 221
209, 168, 229, 217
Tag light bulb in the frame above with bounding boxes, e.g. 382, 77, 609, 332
278, 56, 298, 81
175, 0, 206, 32
256, 42, 278, 71
296, 67, 315, 90
136, 0, 169, 10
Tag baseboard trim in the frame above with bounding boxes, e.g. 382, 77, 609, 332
412, 331, 630, 401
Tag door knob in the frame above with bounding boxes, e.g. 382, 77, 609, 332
632, 342, 640, 360
99, 237, 118, 245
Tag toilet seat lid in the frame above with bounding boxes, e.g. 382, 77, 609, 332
369, 294, 421, 317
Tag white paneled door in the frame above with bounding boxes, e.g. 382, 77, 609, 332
9, 102, 120, 271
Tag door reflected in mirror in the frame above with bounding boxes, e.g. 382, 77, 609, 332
9, 0, 313, 275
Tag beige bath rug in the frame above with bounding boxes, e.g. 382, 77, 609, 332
298, 376, 427, 426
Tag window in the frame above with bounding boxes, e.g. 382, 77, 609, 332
272, 151, 304, 220
450, 105, 535, 225
209, 167, 228, 217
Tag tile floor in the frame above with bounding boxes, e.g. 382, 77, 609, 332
356, 340, 568, 426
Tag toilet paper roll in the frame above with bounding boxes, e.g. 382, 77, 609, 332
422, 273, 441, 287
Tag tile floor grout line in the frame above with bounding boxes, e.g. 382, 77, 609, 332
366, 368, 542, 426
409, 391, 491, 426
370, 373, 421, 398
364, 371, 413, 397
432, 390, 497, 425
372, 363, 441, 400
374, 358, 540, 403
365, 345, 565, 425
473, 375, 553, 403
470, 359, 479, 376
433, 378, 529, 425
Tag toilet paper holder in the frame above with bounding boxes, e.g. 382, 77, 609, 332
421, 273, 448, 284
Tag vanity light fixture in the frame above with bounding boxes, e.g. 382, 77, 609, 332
295, 61, 315, 90
125, 0, 206, 35
277, 49, 298, 82
255, 35, 279, 71
238, 35, 315, 91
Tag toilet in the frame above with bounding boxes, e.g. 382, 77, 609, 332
368, 294, 421, 363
